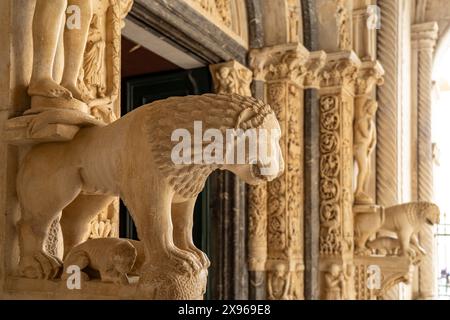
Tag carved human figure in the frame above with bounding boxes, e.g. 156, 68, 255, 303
82, 14, 107, 100
336, 0, 351, 50
353, 99, 378, 204
268, 263, 291, 300
343, 264, 356, 300
215, 67, 235, 94
325, 264, 344, 300
28, 0, 93, 110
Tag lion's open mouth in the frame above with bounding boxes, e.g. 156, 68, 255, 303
251, 163, 264, 181
252, 161, 278, 182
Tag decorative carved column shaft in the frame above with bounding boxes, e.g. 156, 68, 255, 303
411, 21, 439, 299
249, 44, 309, 300
317, 51, 361, 300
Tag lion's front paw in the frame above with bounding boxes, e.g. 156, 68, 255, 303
114, 274, 130, 285
19, 251, 62, 279
187, 245, 210, 269
166, 246, 203, 274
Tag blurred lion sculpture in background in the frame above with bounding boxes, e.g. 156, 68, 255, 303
355, 202, 440, 256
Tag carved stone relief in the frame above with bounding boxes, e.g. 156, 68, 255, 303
287, 0, 301, 43
317, 51, 361, 301
190, 0, 232, 28
336, 0, 352, 50
249, 43, 309, 300
184, 0, 248, 45
210, 60, 252, 96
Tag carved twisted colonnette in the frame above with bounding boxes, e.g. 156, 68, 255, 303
411, 21, 439, 300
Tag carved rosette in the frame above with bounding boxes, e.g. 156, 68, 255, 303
249, 44, 309, 300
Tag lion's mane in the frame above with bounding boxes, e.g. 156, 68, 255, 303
143, 94, 275, 198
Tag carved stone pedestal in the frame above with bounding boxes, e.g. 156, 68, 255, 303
139, 269, 208, 300
3, 109, 104, 145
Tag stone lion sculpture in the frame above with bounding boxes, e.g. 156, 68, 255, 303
354, 202, 440, 256
62, 238, 144, 284
16, 94, 284, 285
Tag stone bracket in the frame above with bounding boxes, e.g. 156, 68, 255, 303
3, 110, 104, 145
354, 256, 414, 300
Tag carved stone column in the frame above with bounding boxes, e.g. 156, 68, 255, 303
209, 60, 252, 299
317, 51, 361, 300
376, 0, 401, 208
249, 43, 309, 300
411, 21, 439, 299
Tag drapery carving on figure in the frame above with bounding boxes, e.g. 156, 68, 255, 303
79, 14, 106, 102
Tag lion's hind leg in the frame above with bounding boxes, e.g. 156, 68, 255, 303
60, 195, 116, 257
17, 148, 82, 279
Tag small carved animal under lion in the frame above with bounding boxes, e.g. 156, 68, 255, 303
354, 202, 440, 256
366, 237, 424, 257
62, 238, 145, 284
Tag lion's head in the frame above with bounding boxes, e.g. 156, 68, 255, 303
223, 108, 284, 186
145, 94, 284, 199
420, 202, 440, 226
